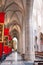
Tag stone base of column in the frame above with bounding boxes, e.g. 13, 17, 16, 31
24, 53, 35, 61
21, 54, 25, 60
17, 50, 23, 56
24, 53, 31, 61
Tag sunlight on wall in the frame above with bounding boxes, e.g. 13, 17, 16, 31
13, 37, 18, 61
13, 37, 18, 50
32, 0, 42, 28
32, 0, 42, 52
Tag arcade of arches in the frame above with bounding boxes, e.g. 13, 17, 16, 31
0, 0, 43, 63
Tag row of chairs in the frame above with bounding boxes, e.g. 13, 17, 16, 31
35, 51, 43, 58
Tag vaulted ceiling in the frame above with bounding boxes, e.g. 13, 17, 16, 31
0, 0, 26, 38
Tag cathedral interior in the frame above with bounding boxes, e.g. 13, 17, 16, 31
0, 0, 43, 65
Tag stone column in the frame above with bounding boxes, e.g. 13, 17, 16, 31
24, 0, 35, 61
18, 32, 23, 54
17, 33, 21, 53
20, 17, 25, 54
22, 19, 25, 54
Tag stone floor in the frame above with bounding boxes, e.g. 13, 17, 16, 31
0, 51, 33, 65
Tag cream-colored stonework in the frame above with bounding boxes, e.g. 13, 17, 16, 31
0, 0, 43, 62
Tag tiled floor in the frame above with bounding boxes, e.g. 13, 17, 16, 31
0, 52, 33, 65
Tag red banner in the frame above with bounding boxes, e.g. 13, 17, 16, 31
0, 12, 5, 58
9, 35, 12, 40
3, 45, 8, 55
0, 43, 3, 58
0, 12, 5, 23
4, 28, 9, 36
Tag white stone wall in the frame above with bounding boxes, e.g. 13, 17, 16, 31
32, 0, 43, 52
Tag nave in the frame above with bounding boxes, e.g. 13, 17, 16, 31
0, 0, 43, 65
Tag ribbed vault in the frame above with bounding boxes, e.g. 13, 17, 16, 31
0, 0, 26, 38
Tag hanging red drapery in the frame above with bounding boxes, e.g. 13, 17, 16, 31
9, 35, 12, 41
0, 12, 5, 58
3, 45, 9, 55
4, 28, 9, 36
0, 12, 5, 23
0, 43, 3, 58
8, 35, 12, 53
3, 28, 9, 55
0, 12, 5, 42
4, 28, 12, 55
4, 28, 9, 46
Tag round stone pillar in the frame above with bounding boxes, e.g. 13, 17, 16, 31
24, 0, 35, 61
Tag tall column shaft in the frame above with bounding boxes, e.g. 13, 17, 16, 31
25, 0, 35, 61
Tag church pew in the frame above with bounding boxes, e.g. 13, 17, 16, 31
35, 51, 43, 58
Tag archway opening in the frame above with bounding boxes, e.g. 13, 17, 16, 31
13, 37, 18, 51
